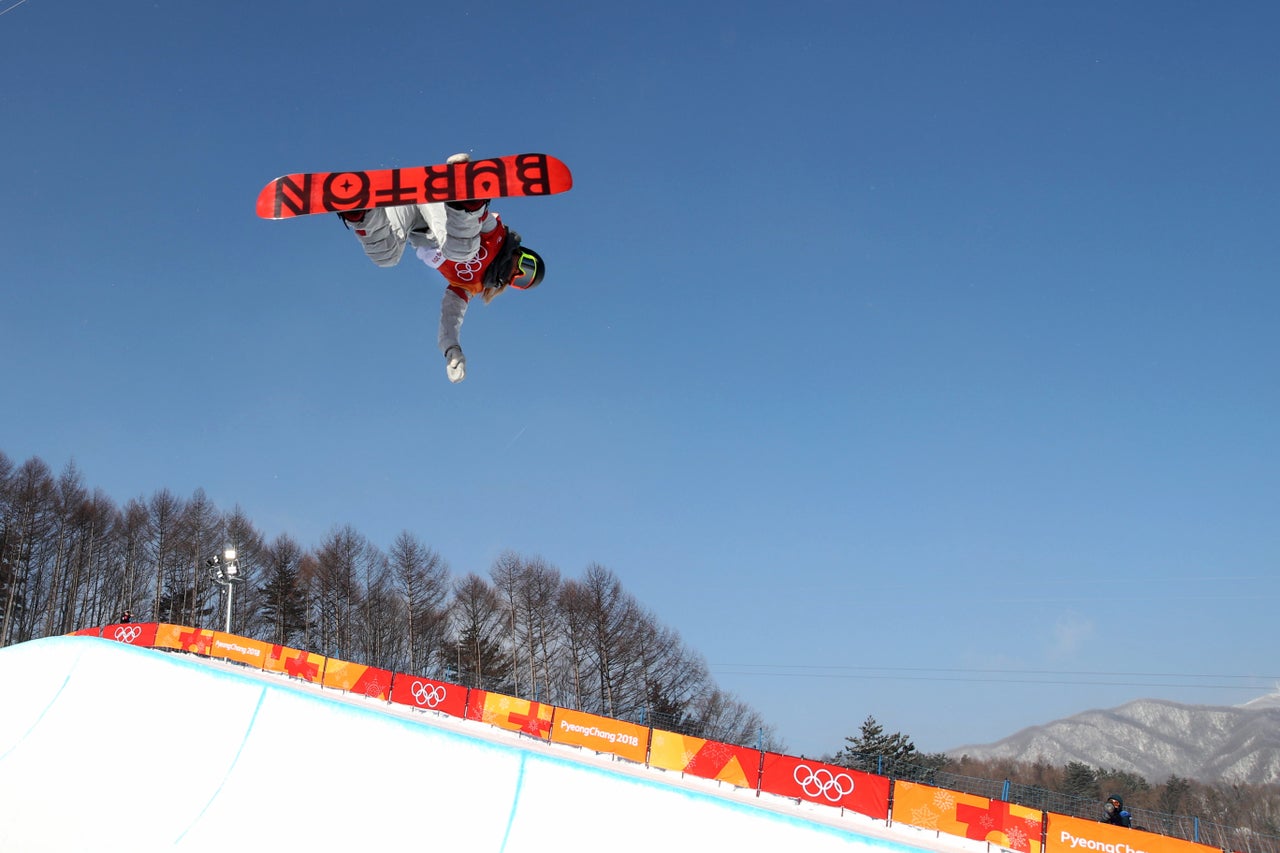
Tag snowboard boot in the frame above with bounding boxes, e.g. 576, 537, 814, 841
444, 152, 489, 213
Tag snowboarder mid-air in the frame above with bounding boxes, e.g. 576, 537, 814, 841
336, 153, 545, 384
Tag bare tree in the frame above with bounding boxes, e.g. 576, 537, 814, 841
40, 461, 88, 637
146, 489, 187, 624
357, 544, 395, 669
490, 552, 565, 703
490, 551, 527, 694
388, 531, 450, 675
0, 451, 15, 635
686, 687, 776, 749
111, 498, 150, 620
518, 556, 563, 704
631, 614, 709, 731
1, 457, 55, 646
179, 488, 224, 628
296, 550, 320, 651
62, 488, 118, 631
312, 525, 371, 657
574, 563, 644, 718
0, 449, 788, 767
556, 577, 592, 709
223, 506, 265, 637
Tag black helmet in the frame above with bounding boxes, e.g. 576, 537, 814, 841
483, 228, 544, 290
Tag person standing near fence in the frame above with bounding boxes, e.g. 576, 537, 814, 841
1103, 795, 1133, 828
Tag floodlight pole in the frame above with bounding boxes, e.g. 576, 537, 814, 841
223, 580, 234, 633
207, 547, 244, 633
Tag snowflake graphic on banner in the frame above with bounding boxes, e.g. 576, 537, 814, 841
910, 806, 939, 829
1007, 826, 1029, 849
932, 789, 956, 811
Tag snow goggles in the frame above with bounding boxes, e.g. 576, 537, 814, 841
509, 248, 543, 290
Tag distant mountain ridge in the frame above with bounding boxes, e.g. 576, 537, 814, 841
947, 695, 1280, 785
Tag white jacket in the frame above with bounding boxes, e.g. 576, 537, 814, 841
347, 203, 497, 355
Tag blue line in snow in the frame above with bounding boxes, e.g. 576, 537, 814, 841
0, 641, 84, 763
498, 752, 529, 852
172, 686, 267, 844
0, 670, 73, 762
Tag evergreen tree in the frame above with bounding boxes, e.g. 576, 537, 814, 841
1062, 761, 1099, 799
450, 573, 510, 689
838, 715, 919, 774
258, 534, 308, 646
1097, 767, 1149, 804
1159, 774, 1192, 815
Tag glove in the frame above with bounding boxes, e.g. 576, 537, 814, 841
444, 345, 466, 384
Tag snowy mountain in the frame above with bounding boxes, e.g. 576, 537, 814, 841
947, 695, 1280, 785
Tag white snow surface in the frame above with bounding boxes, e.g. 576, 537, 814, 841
0, 636, 1009, 852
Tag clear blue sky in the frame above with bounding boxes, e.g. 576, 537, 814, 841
3, 1, 1278, 758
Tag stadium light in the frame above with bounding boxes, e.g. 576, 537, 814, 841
206, 547, 244, 633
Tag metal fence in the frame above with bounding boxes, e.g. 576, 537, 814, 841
843, 755, 1280, 853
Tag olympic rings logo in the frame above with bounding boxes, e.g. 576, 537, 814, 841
793, 764, 855, 802
113, 625, 142, 643
451, 245, 489, 282
409, 680, 448, 708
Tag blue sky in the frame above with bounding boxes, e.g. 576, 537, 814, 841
2, 1, 1277, 758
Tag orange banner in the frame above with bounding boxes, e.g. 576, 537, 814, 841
893, 780, 1044, 853
389, 674, 468, 718
207, 632, 271, 669
153, 623, 216, 655
464, 689, 552, 740
321, 657, 393, 699
100, 622, 158, 647
549, 708, 648, 764
1046, 813, 1218, 853
647, 729, 761, 789
263, 643, 326, 684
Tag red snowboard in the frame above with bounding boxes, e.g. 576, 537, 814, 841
257, 153, 572, 219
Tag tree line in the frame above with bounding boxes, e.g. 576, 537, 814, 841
11, 449, 1275, 845
0, 452, 780, 749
